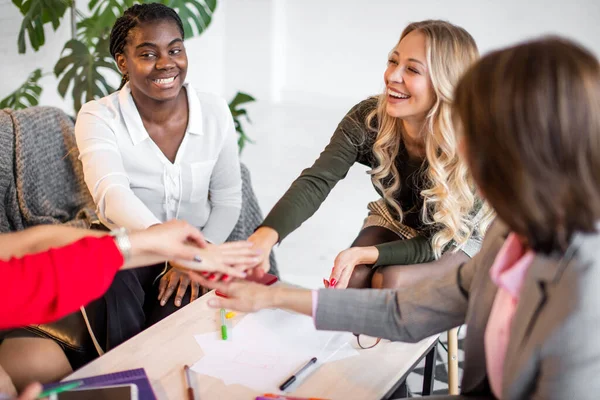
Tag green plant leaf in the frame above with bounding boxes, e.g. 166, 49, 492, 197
160, 0, 217, 38
13, 0, 69, 53
54, 38, 119, 112
0, 69, 44, 109
229, 92, 255, 110
77, 0, 135, 47
228, 91, 256, 153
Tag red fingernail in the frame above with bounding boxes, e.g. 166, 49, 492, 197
201, 272, 209, 276
209, 274, 216, 281
330, 278, 337, 287
221, 274, 229, 281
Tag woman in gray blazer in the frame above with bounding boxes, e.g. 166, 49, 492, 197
193, 37, 600, 399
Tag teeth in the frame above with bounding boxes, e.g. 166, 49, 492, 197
154, 76, 175, 84
387, 89, 410, 99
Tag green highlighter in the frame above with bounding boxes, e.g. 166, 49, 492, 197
38, 381, 83, 399
220, 308, 228, 340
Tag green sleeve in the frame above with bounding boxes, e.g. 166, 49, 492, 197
374, 236, 435, 266
261, 99, 375, 242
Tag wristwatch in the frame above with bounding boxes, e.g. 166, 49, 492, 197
110, 227, 132, 262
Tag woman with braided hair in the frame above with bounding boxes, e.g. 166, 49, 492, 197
0, 3, 247, 391
75, 3, 244, 319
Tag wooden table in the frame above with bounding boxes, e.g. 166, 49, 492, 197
67, 291, 438, 400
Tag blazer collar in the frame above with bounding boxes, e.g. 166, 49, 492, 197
118, 82, 203, 146
501, 234, 581, 398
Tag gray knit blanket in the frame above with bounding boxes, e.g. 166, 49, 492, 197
0, 106, 277, 274
0, 107, 97, 232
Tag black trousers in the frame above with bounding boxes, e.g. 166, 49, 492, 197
86, 263, 193, 353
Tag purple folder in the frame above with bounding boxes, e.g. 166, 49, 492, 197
42, 368, 157, 400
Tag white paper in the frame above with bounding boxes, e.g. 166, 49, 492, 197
191, 309, 359, 392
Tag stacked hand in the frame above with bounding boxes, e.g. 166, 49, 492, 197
121, 219, 264, 307
158, 241, 262, 307
244, 226, 279, 280
189, 272, 275, 312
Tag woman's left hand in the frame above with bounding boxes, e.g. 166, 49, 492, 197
329, 246, 378, 289
158, 267, 201, 307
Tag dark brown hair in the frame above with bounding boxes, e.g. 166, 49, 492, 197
454, 37, 600, 254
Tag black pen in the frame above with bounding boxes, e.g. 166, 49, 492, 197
279, 357, 318, 391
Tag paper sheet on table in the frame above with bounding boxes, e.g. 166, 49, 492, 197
191, 309, 359, 392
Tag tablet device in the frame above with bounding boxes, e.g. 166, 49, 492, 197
216, 272, 278, 297
52, 384, 138, 400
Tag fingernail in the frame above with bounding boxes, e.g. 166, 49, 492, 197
323, 278, 329, 287
330, 278, 337, 287
221, 274, 229, 281
194, 255, 202, 263
175, 300, 181, 307
207, 299, 217, 307
240, 271, 247, 278
201, 272, 209, 276
209, 274, 216, 281
160, 300, 165, 306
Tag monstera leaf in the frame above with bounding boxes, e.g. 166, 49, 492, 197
77, 0, 136, 47
13, 0, 70, 53
228, 92, 256, 153
0, 68, 44, 109
54, 38, 119, 111
161, 0, 217, 38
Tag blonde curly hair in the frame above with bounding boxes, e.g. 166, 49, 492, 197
367, 20, 494, 258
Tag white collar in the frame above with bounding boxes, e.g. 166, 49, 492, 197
118, 81, 203, 146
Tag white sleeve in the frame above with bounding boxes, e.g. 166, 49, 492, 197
201, 106, 242, 244
75, 109, 161, 230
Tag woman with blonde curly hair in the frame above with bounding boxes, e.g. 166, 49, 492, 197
249, 20, 493, 289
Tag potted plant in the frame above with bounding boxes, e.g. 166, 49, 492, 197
1, 0, 255, 152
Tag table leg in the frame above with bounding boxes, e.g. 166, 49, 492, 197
422, 343, 437, 396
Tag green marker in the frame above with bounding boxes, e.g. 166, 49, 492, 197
220, 308, 228, 340
38, 381, 83, 399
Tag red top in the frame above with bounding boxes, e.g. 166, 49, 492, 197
0, 236, 124, 329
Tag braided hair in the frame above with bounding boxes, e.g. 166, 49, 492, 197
109, 3, 185, 90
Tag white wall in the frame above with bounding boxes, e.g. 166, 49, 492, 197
279, 0, 600, 105
2, 0, 599, 110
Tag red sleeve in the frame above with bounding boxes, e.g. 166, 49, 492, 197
0, 236, 124, 329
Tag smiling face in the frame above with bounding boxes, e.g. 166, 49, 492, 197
384, 30, 436, 123
116, 19, 188, 103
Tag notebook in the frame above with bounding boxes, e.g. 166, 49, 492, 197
42, 368, 157, 400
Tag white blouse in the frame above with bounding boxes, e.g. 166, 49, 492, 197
75, 82, 242, 244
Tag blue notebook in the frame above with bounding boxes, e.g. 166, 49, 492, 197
43, 368, 157, 400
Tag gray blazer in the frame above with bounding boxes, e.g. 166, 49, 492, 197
316, 220, 600, 399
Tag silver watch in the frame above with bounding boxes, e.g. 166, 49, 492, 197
110, 227, 131, 262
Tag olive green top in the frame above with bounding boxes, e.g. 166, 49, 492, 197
262, 98, 483, 266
